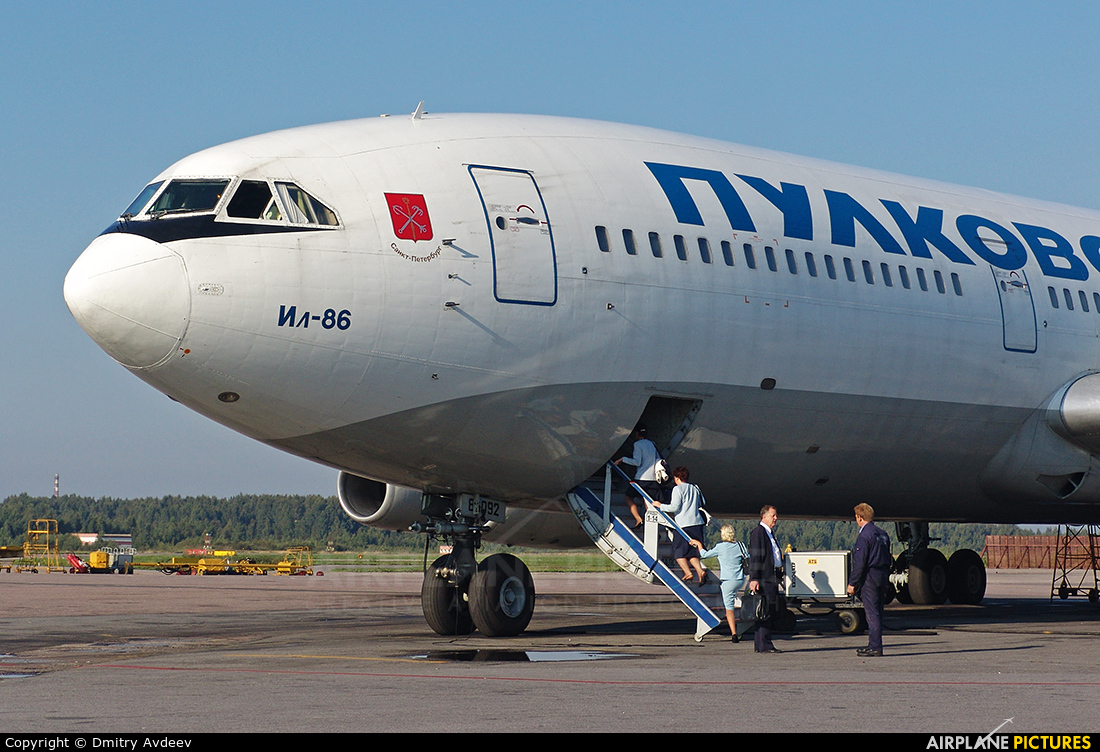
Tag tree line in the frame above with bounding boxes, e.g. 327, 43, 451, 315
0, 493, 419, 551
0, 493, 1040, 554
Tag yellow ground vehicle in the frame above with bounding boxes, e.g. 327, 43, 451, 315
138, 547, 316, 576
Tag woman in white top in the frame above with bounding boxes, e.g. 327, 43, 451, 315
614, 424, 660, 529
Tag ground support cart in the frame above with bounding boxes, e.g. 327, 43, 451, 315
783, 550, 869, 634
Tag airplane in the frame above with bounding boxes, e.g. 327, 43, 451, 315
64, 105, 1100, 638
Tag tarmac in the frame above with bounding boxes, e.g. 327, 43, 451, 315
0, 567, 1098, 734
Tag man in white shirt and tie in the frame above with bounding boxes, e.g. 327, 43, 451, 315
748, 505, 784, 653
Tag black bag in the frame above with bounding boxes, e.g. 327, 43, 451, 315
741, 590, 770, 622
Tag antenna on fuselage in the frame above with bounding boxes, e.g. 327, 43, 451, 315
411, 101, 425, 120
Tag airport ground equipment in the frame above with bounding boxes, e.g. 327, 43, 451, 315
14, 519, 66, 573
566, 462, 723, 641
0, 545, 23, 572
65, 553, 89, 572
134, 547, 316, 576
1051, 524, 1100, 604
274, 546, 314, 575
784, 550, 868, 634
66, 547, 136, 574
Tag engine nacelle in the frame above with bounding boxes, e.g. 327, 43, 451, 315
336, 471, 591, 547
337, 472, 426, 531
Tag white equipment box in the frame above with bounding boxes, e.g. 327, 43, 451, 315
785, 551, 851, 599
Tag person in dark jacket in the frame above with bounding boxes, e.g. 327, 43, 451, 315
748, 505, 784, 653
846, 503, 893, 657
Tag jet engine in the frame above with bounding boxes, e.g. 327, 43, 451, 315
336, 472, 426, 531
336, 471, 590, 547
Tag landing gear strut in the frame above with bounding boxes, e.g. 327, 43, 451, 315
413, 493, 536, 637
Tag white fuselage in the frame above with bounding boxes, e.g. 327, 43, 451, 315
64, 113, 1100, 523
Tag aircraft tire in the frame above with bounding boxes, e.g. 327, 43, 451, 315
946, 549, 986, 605
908, 548, 948, 605
836, 609, 865, 635
422, 555, 474, 636
469, 553, 535, 637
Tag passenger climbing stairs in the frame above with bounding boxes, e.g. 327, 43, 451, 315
566, 463, 724, 641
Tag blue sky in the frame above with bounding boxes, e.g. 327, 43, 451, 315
3, 2, 1100, 499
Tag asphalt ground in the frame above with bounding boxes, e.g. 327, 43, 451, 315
0, 567, 1097, 734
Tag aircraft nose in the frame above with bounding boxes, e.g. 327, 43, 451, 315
63, 232, 191, 369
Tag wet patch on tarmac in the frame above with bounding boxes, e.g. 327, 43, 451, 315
408, 649, 636, 662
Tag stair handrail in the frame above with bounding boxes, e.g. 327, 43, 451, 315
606, 461, 692, 543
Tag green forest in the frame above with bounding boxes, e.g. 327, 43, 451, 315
0, 493, 1041, 555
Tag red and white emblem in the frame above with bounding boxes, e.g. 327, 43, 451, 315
386, 193, 433, 242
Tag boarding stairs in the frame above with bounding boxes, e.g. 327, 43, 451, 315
566, 463, 723, 641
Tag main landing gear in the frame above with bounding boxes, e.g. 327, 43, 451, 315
413, 494, 536, 637
892, 522, 987, 606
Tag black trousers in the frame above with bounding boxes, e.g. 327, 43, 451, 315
754, 572, 781, 652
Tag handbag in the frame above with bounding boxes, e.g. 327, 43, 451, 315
654, 458, 670, 484
741, 590, 770, 622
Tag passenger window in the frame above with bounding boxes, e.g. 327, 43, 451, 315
623, 229, 638, 255
697, 237, 713, 264
916, 268, 929, 292
227, 180, 276, 219
824, 255, 837, 280
880, 263, 893, 287
843, 257, 856, 282
595, 226, 610, 252
1094, 292, 1100, 312
934, 270, 946, 294
785, 249, 797, 274
804, 252, 817, 277
674, 235, 688, 261
744, 243, 757, 269
899, 266, 911, 289
721, 241, 734, 267
862, 260, 874, 284
951, 273, 963, 296
1080, 290, 1090, 312
765, 246, 777, 272
649, 232, 663, 258
1049, 287, 1059, 308
1064, 288, 1075, 310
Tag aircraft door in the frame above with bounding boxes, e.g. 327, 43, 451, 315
991, 267, 1037, 353
469, 166, 557, 305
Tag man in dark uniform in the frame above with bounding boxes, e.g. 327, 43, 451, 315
846, 503, 893, 657
748, 505, 783, 653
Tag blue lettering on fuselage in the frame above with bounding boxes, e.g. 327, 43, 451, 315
646, 161, 1096, 281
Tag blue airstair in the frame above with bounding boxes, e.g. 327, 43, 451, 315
566, 463, 723, 641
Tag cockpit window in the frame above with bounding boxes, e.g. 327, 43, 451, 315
121, 181, 164, 218
148, 179, 230, 216
276, 182, 339, 226
226, 180, 279, 219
